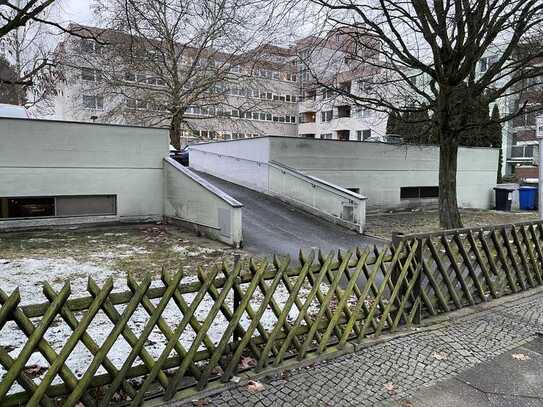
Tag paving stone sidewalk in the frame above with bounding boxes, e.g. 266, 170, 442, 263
183, 290, 543, 406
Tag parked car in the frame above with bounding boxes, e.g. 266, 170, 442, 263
170, 145, 190, 166
0, 103, 31, 118
365, 134, 403, 144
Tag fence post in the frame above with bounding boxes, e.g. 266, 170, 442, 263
414, 237, 423, 325
233, 254, 242, 343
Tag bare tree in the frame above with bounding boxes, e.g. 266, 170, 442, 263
0, 55, 22, 103
64, 0, 293, 148
302, 0, 543, 228
0, 1, 106, 109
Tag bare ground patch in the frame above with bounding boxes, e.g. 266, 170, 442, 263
365, 209, 539, 240
0, 223, 249, 304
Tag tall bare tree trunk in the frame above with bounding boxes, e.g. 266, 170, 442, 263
437, 87, 463, 230
169, 112, 182, 150
439, 132, 463, 229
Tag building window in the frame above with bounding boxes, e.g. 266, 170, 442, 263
83, 95, 104, 110
80, 39, 100, 54
320, 133, 333, 139
321, 110, 333, 122
81, 67, 100, 81
357, 129, 372, 140
400, 186, 439, 200
337, 105, 351, 118
0, 195, 116, 219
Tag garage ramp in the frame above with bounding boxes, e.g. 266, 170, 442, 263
193, 170, 383, 260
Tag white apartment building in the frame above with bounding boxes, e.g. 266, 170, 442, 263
53, 25, 388, 143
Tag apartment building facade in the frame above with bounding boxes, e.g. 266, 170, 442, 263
53, 25, 387, 143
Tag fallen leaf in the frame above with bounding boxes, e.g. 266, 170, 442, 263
512, 353, 531, 361
238, 356, 257, 369
192, 399, 208, 406
431, 351, 448, 361
23, 365, 47, 379
384, 382, 396, 394
399, 400, 415, 407
247, 380, 265, 393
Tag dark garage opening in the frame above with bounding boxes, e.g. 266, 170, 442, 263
0, 195, 117, 219
400, 186, 439, 200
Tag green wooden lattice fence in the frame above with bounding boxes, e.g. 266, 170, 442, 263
1, 220, 542, 406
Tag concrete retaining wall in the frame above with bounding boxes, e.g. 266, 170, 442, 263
0, 118, 168, 229
164, 158, 243, 247
269, 137, 499, 210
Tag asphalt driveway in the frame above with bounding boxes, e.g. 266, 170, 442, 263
194, 171, 383, 260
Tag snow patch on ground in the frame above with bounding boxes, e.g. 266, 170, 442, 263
0, 255, 327, 394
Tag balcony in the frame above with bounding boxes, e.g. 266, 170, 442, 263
299, 111, 316, 124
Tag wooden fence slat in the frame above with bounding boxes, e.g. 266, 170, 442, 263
519, 226, 542, 286
163, 263, 243, 400
27, 279, 114, 407
477, 231, 506, 295
131, 266, 222, 406
0, 290, 20, 331
375, 241, 419, 337
316, 250, 369, 355
440, 236, 475, 305
99, 271, 183, 406
490, 229, 518, 293
256, 252, 316, 371
273, 254, 334, 367
528, 224, 543, 283
222, 262, 285, 382
501, 228, 527, 291
452, 234, 487, 302
511, 226, 536, 288
197, 260, 268, 389
0, 345, 56, 407
425, 239, 462, 309
467, 231, 498, 299
252, 256, 291, 358
297, 251, 352, 358
0, 283, 71, 403
59, 277, 152, 407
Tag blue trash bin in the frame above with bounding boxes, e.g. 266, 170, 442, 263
519, 186, 537, 210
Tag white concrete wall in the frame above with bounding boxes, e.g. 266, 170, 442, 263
0, 118, 168, 227
269, 138, 499, 210
189, 138, 270, 192
163, 158, 243, 247
268, 163, 366, 233
190, 140, 367, 233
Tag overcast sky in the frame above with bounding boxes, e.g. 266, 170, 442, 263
59, 0, 94, 25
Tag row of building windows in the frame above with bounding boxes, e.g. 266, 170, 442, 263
225, 86, 299, 103
81, 67, 299, 105
192, 130, 260, 140
79, 38, 298, 83
186, 105, 297, 123
82, 95, 104, 110
310, 130, 373, 141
